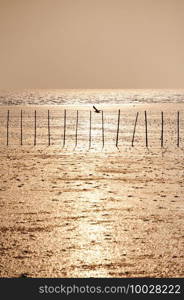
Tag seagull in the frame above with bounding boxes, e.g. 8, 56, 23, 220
93, 105, 101, 113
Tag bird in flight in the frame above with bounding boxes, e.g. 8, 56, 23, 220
93, 106, 101, 113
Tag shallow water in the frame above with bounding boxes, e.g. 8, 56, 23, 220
0, 90, 184, 277
0, 103, 183, 150
1, 89, 184, 106
0, 146, 184, 277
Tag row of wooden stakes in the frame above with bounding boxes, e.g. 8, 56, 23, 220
5, 109, 180, 148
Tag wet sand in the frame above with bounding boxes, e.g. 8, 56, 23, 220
0, 104, 184, 277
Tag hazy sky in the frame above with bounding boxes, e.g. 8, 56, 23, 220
0, 0, 184, 89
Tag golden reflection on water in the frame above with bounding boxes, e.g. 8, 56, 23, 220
0, 102, 184, 277
69, 188, 112, 277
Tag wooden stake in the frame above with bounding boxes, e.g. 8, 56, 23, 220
75, 110, 78, 149
102, 110, 104, 149
161, 111, 164, 148
48, 110, 51, 146
63, 109, 66, 148
20, 109, 23, 146
132, 112, 139, 147
116, 109, 120, 148
145, 111, 148, 147
177, 111, 180, 147
34, 110, 36, 146
89, 110, 92, 149
7, 110, 9, 146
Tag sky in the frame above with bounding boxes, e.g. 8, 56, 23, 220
0, 0, 184, 89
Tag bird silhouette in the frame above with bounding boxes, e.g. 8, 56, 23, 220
93, 106, 101, 113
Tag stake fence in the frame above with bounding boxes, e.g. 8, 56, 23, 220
1, 108, 182, 149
